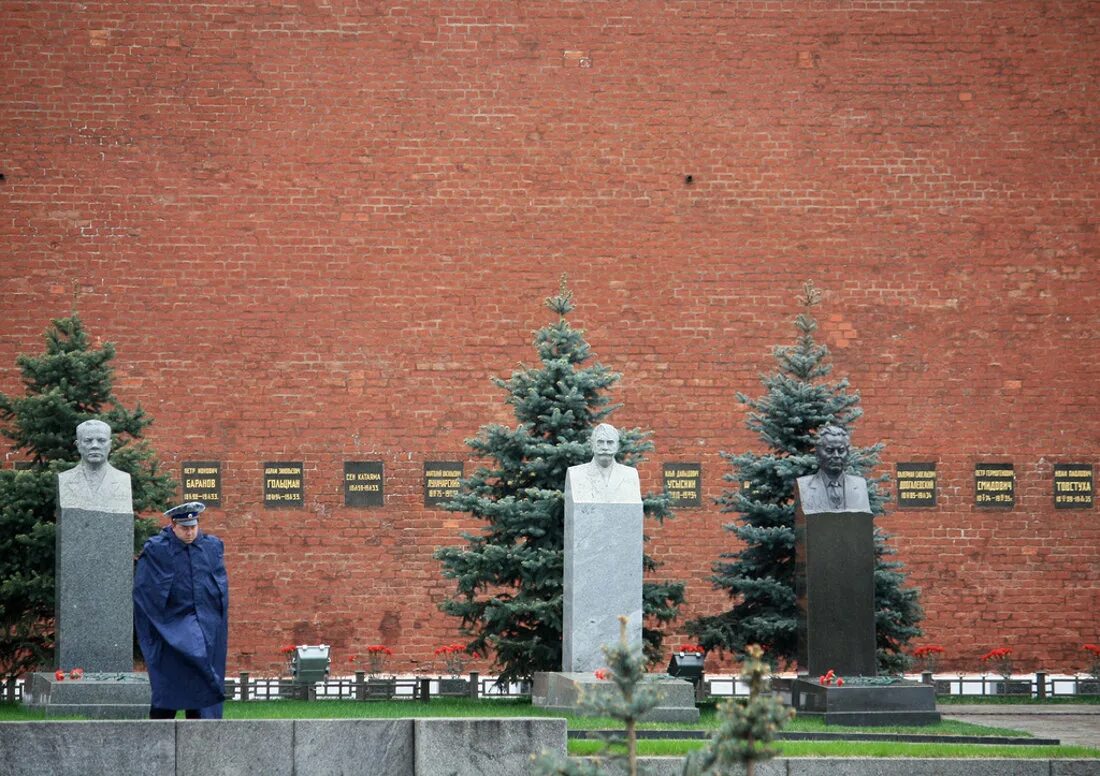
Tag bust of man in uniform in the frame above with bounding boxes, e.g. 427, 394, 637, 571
57, 419, 133, 513
795, 425, 870, 514
565, 423, 641, 504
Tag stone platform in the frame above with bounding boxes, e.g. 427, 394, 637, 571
533, 671, 700, 723
791, 677, 940, 726
23, 672, 150, 719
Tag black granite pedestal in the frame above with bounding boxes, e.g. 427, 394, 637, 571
794, 507, 876, 677
791, 678, 940, 726
792, 499, 939, 725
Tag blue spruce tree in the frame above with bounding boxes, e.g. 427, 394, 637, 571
688, 282, 922, 674
435, 279, 684, 683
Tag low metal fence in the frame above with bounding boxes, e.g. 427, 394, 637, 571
225, 671, 530, 702
921, 673, 1100, 699
4, 672, 1097, 705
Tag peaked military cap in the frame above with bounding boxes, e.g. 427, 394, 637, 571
164, 501, 206, 526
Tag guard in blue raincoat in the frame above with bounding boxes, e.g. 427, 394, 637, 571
134, 501, 229, 719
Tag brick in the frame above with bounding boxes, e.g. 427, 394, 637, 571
0, 1, 1096, 675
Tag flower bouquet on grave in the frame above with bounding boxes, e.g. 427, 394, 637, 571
979, 647, 1013, 682
434, 643, 472, 678
913, 644, 945, 674
1083, 644, 1100, 681
980, 647, 1027, 695
364, 645, 393, 678
1080, 644, 1100, 694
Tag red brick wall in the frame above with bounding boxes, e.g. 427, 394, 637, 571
2, 1, 1097, 676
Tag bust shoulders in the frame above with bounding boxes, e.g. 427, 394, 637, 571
566, 460, 641, 504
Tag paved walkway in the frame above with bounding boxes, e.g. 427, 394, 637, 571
940, 704, 1100, 748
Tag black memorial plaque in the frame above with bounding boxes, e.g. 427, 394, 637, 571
663, 463, 702, 507
12, 461, 32, 471
263, 461, 304, 508
975, 462, 1014, 509
344, 460, 384, 507
182, 460, 222, 507
1053, 464, 1093, 509
424, 461, 463, 507
895, 462, 936, 509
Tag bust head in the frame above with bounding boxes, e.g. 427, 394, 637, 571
814, 425, 850, 479
75, 420, 112, 469
590, 423, 620, 470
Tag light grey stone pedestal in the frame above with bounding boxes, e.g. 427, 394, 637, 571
562, 498, 643, 672
532, 450, 699, 723
24, 505, 149, 718
532, 672, 700, 723
24, 672, 150, 719
55, 508, 135, 672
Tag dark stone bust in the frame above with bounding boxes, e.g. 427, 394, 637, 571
795, 425, 870, 514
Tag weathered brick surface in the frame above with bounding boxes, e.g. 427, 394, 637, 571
1, 2, 1096, 674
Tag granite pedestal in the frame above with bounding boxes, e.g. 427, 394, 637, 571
792, 498, 938, 725
562, 498, 643, 672
24, 671, 151, 719
24, 505, 150, 718
791, 678, 940, 726
532, 671, 700, 723
531, 462, 699, 722
55, 508, 135, 672
794, 506, 876, 677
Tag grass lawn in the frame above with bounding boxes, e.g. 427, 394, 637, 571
0, 697, 1038, 737
220, 698, 1029, 737
4, 698, 1097, 760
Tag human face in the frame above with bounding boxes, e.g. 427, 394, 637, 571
817, 437, 849, 478
171, 522, 200, 544
76, 427, 112, 465
592, 431, 620, 469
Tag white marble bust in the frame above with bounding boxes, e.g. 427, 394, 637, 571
57, 419, 133, 513
565, 423, 641, 504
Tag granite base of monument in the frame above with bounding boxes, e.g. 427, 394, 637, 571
532, 671, 700, 723
55, 508, 135, 672
23, 672, 151, 719
791, 677, 940, 726
794, 508, 877, 677
563, 500, 643, 673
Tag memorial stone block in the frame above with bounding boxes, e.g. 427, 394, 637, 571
794, 507, 877, 677
55, 510, 135, 672
563, 482, 643, 671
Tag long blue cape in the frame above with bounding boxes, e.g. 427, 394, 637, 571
133, 526, 228, 715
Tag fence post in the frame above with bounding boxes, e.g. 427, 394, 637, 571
239, 672, 250, 701
355, 671, 366, 701
5, 677, 15, 702
419, 677, 431, 703
468, 671, 479, 700
1036, 671, 1047, 699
